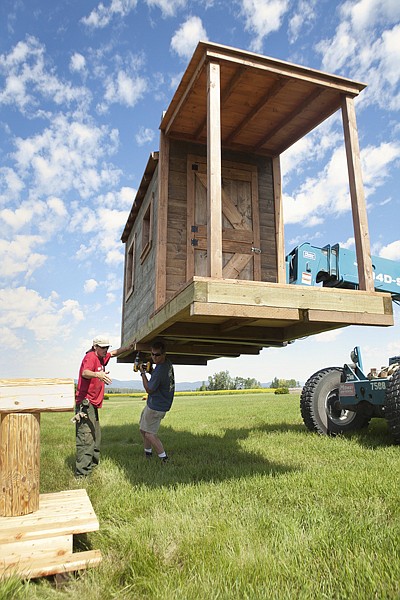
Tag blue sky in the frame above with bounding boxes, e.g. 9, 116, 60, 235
1, 0, 399, 386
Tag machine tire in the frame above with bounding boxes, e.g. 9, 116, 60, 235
300, 367, 370, 436
385, 368, 400, 444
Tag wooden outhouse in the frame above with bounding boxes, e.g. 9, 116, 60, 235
119, 41, 393, 366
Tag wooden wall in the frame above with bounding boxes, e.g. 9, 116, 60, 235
166, 140, 277, 300
121, 166, 159, 345
121, 140, 277, 344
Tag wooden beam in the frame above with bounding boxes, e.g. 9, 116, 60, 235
192, 66, 248, 140
207, 60, 223, 278
272, 156, 286, 283
154, 131, 169, 309
224, 78, 288, 145
255, 88, 323, 151
341, 95, 374, 291
164, 54, 206, 136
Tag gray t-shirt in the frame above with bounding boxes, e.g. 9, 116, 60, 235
147, 359, 175, 412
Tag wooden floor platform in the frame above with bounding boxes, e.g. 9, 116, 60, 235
0, 489, 101, 579
119, 277, 394, 365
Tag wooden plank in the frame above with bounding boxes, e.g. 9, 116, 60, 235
2, 549, 102, 579
154, 131, 169, 309
186, 155, 196, 279
341, 95, 374, 292
251, 168, 261, 280
165, 53, 206, 136
0, 413, 40, 517
307, 309, 393, 326
0, 534, 72, 563
203, 279, 390, 314
0, 379, 74, 413
205, 47, 366, 95
190, 301, 299, 322
222, 253, 253, 278
207, 61, 223, 278
272, 156, 285, 283
0, 490, 99, 543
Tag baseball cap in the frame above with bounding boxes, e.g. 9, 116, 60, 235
93, 336, 111, 348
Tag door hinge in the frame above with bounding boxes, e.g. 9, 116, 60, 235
191, 238, 199, 246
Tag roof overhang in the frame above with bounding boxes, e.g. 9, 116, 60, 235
160, 41, 366, 157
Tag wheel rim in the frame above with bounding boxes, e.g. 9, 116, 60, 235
325, 387, 358, 426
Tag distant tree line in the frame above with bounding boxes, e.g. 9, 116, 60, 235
197, 370, 262, 391
196, 371, 300, 391
269, 377, 300, 389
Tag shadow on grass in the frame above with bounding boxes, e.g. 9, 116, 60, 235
70, 421, 301, 488
344, 418, 395, 449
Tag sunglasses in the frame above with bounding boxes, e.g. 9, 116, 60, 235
151, 352, 162, 357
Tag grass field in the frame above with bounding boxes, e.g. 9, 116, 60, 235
2, 392, 400, 600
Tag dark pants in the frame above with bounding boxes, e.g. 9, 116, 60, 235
75, 402, 101, 476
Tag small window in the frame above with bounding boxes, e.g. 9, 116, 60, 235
140, 195, 153, 263
125, 235, 135, 300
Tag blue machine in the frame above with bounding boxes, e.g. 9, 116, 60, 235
287, 242, 400, 443
286, 242, 400, 302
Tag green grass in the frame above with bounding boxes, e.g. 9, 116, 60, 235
2, 393, 400, 600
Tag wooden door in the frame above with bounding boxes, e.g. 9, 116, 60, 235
187, 156, 261, 281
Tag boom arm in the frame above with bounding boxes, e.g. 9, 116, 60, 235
286, 242, 400, 301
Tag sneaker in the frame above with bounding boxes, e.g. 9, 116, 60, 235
160, 455, 169, 463
145, 452, 153, 459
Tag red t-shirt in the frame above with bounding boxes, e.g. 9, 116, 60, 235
75, 350, 111, 408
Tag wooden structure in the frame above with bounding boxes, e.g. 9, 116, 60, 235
119, 41, 393, 366
0, 379, 101, 579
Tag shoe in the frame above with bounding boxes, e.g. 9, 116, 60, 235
145, 452, 153, 459
160, 455, 169, 463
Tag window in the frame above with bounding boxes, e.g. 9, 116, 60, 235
140, 195, 153, 262
125, 235, 135, 299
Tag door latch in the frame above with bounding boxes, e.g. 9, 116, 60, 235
251, 247, 262, 254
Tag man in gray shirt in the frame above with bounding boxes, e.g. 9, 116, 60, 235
139, 340, 175, 462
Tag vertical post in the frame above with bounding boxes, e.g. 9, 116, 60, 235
341, 95, 374, 291
272, 155, 286, 283
155, 131, 170, 309
207, 60, 222, 279
0, 412, 40, 516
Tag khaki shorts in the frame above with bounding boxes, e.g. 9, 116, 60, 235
139, 405, 166, 434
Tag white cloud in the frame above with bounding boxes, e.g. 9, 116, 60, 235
283, 141, 399, 226
0, 287, 84, 346
341, 0, 400, 32
239, 0, 289, 52
70, 52, 86, 73
288, 0, 318, 43
379, 240, 400, 261
146, 0, 186, 18
0, 235, 47, 279
103, 70, 147, 108
316, 3, 400, 111
70, 192, 131, 266
84, 279, 99, 293
11, 115, 121, 199
340, 237, 355, 249
135, 126, 155, 146
170, 16, 208, 60
81, 0, 138, 28
0, 167, 24, 206
0, 36, 90, 114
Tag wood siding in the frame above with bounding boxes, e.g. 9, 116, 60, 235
122, 168, 159, 344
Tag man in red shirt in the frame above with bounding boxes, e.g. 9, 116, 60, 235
75, 335, 131, 477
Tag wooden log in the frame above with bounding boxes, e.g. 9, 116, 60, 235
0, 413, 40, 517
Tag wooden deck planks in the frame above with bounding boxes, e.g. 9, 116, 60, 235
0, 489, 101, 579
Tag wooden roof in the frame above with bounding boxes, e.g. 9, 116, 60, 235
160, 41, 366, 157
